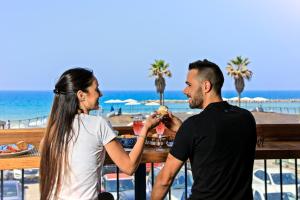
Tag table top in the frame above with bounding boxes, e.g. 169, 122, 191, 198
2, 142, 300, 170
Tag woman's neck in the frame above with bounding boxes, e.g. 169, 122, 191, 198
78, 109, 89, 115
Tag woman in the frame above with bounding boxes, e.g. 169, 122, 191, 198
40, 68, 159, 200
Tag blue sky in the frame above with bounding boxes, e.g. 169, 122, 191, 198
0, 0, 299, 91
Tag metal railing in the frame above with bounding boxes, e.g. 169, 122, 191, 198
2, 159, 300, 200
1, 124, 300, 199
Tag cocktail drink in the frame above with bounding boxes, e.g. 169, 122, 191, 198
156, 122, 165, 135
133, 116, 144, 135
155, 122, 165, 150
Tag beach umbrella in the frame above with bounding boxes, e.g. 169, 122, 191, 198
125, 102, 141, 106
253, 97, 268, 102
222, 97, 228, 101
124, 99, 137, 103
229, 97, 239, 101
104, 99, 124, 104
241, 97, 252, 102
145, 102, 160, 106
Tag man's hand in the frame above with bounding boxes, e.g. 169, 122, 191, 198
162, 112, 182, 133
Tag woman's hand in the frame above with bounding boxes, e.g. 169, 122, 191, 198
142, 113, 161, 133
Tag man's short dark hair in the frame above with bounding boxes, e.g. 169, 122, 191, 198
188, 59, 224, 95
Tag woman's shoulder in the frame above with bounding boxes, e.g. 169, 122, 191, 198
77, 114, 111, 126
77, 113, 101, 120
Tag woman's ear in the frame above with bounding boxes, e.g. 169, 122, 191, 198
76, 90, 86, 102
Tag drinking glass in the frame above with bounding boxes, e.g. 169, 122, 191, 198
133, 116, 144, 136
155, 122, 165, 150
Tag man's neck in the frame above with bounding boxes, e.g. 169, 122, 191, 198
201, 96, 223, 109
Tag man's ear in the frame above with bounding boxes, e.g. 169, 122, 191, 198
77, 90, 86, 102
203, 80, 212, 93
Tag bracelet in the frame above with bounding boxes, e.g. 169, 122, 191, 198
137, 135, 146, 139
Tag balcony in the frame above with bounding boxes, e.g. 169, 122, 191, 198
1, 124, 300, 200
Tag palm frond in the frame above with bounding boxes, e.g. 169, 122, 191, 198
226, 56, 253, 107
149, 59, 171, 79
149, 59, 172, 105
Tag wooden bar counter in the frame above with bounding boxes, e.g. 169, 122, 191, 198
1, 125, 300, 200
1, 124, 300, 170
0, 124, 300, 170
2, 142, 300, 170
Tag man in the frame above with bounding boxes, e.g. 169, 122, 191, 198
151, 59, 257, 200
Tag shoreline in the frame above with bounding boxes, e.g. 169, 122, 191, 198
143, 99, 300, 103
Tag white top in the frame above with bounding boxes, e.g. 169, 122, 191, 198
57, 114, 116, 200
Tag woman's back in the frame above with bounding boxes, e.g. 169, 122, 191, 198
58, 114, 116, 200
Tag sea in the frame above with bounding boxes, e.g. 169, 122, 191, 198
0, 90, 300, 122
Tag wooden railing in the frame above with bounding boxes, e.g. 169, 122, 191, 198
257, 124, 300, 147
1, 124, 300, 199
0, 126, 134, 149
1, 124, 300, 162
2, 123, 300, 149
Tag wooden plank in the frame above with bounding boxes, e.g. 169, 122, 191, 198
0, 127, 134, 149
256, 141, 300, 159
0, 128, 44, 149
256, 124, 300, 147
257, 124, 300, 139
114, 126, 134, 135
2, 124, 299, 147
0, 128, 44, 135
0, 156, 40, 170
0, 126, 135, 146
3, 143, 300, 170
141, 148, 169, 163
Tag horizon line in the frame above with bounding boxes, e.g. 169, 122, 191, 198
0, 89, 300, 92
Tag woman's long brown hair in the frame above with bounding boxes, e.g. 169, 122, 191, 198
40, 68, 94, 200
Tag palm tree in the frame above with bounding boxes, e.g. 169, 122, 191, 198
226, 56, 253, 107
149, 59, 172, 105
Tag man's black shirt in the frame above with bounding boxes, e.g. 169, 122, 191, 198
170, 101, 257, 200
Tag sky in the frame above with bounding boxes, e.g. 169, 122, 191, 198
0, 0, 300, 91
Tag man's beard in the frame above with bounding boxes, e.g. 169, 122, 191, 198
189, 91, 203, 109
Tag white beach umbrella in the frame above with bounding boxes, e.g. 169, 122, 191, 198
241, 97, 252, 101
123, 99, 137, 103
104, 99, 124, 104
222, 97, 228, 101
229, 97, 239, 101
145, 102, 160, 106
125, 101, 141, 106
253, 97, 268, 102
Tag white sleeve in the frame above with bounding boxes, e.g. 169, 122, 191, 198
97, 117, 117, 145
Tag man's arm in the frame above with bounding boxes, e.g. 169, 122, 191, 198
151, 154, 184, 200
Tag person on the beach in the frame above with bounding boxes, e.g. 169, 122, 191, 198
151, 59, 257, 200
40, 68, 159, 200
